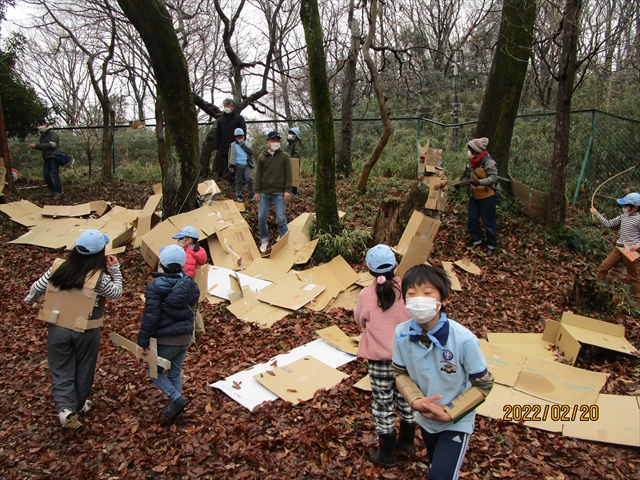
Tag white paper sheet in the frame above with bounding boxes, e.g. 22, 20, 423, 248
207, 266, 272, 300
211, 339, 356, 410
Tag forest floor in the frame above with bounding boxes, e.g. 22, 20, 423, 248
1, 176, 639, 479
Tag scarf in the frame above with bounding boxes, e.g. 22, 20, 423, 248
396, 314, 449, 351
469, 150, 489, 169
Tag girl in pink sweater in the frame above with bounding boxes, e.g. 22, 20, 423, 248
173, 226, 207, 334
354, 244, 415, 467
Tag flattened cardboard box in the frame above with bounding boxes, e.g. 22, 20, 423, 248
396, 234, 434, 278
296, 255, 359, 312
207, 265, 271, 300
442, 261, 462, 291
291, 158, 301, 188
242, 233, 296, 282
514, 356, 607, 406
487, 331, 558, 362
454, 258, 481, 275
316, 326, 359, 356
227, 285, 290, 328
41, 203, 92, 218
394, 211, 440, 256
254, 355, 348, 404
0, 200, 43, 227
324, 286, 361, 312
169, 204, 229, 240
133, 194, 162, 246
257, 271, 325, 311
139, 219, 180, 269
510, 175, 568, 218
478, 339, 526, 387
288, 212, 319, 264
9, 217, 91, 249
216, 224, 261, 269
198, 179, 221, 197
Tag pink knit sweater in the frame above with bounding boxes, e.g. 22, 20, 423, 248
354, 277, 411, 360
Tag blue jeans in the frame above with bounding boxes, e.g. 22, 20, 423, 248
43, 158, 62, 193
468, 195, 497, 248
152, 344, 189, 402
258, 193, 288, 242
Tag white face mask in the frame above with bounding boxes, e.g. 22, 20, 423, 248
270, 142, 281, 151
405, 297, 441, 324
37, 125, 47, 132
223, 107, 232, 114
288, 134, 296, 140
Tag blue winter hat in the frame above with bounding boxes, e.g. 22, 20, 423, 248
75, 229, 109, 255
288, 128, 301, 140
365, 244, 396, 274
159, 244, 186, 268
267, 131, 281, 140
172, 226, 200, 240
617, 193, 640, 206
234, 128, 245, 137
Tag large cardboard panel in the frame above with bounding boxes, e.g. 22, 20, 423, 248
227, 285, 290, 328
169, 204, 231, 239
514, 357, 608, 406
454, 258, 482, 275
562, 394, 640, 447
102, 205, 141, 225
396, 235, 434, 278
257, 271, 325, 310
9, 218, 90, 249
41, 203, 92, 218
242, 233, 296, 282
422, 176, 448, 211
254, 355, 348, 405
198, 179, 221, 197
0, 200, 43, 226
316, 326, 359, 356
89, 200, 112, 217
207, 265, 271, 300
477, 384, 563, 433
510, 175, 569, 219
207, 236, 240, 271
291, 158, 300, 187
442, 261, 462, 291
394, 211, 440, 255
133, 194, 162, 246
216, 224, 261, 269
479, 340, 526, 387
207, 200, 247, 226
487, 332, 558, 362
296, 256, 359, 312
139, 220, 180, 269
353, 375, 372, 391
324, 286, 361, 312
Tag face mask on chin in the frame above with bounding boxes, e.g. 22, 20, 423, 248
405, 297, 441, 325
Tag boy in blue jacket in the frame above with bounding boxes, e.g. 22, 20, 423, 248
138, 245, 200, 421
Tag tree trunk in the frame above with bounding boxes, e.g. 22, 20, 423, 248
357, 0, 392, 195
0, 95, 15, 193
399, 183, 429, 225
155, 94, 165, 172
199, 125, 216, 178
300, 0, 339, 233
100, 103, 115, 182
371, 199, 401, 247
337, 0, 359, 177
546, 0, 582, 230
475, 0, 537, 178
117, 0, 200, 218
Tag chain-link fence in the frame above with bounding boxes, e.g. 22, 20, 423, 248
8, 109, 640, 210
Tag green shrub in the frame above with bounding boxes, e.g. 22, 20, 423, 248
311, 225, 371, 264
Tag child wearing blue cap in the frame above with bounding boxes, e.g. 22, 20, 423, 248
354, 244, 413, 467
591, 192, 640, 297
228, 128, 255, 203
24, 229, 122, 429
138, 245, 200, 421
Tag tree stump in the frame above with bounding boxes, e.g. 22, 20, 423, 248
399, 182, 429, 225
572, 275, 615, 313
371, 198, 401, 247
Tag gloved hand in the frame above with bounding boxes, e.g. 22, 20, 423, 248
470, 179, 480, 186
24, 292, 36, 303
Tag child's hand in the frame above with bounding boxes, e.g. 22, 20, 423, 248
433, 181, 442, 189
140, 347, 150, 356
106, 255, 119, 267
412, 395, 453, 423
590, 207, 599, 216
629, 244, 639, 252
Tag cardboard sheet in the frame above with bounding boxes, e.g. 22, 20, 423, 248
215, 224, 261, 269
0, 200, 43, 226
291, 158, 301, 188
514, 357, 608, 406
422, 175, 447, 211
353, 375, 372, 391
242, 233, 296, 282
394, 211, 440, 256
41, 203, 92, 218
109, 334, 170, 379
198, 179, 222, 199
454, 258, 481, 275
207, 266, 271, 300
254, 355, 349, 405
324, 286, 361, 312
355, 271, 375, 288
396, 235, 433, 278
257, 271, 325, 311
296, 255, 359, 312
479, 340, 526, 387
133, 194, 162, 246
211, 338, 356, 410
9, 218, 92, 249
316, 326, 359, 356
487, 331, 558, 362
442, 261, 462, 291
227, 286, 291, 328
208, 236, 241, 271
139, 219, 180, 269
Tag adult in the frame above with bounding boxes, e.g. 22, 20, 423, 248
212, 99, 246, 184
287, 128, 302, 196
29, 118, 62, 200
255, 131, 292, 253
461, 137, 501, 257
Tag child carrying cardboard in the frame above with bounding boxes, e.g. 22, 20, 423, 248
393, 265, 493, 479
590, 192, 640, 297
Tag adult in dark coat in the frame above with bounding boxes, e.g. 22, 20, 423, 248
29, 118, 62, 199
213, 98, 247, 184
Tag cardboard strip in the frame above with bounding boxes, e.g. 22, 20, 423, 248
316, 326, 359, 356
109, 333, 170, 379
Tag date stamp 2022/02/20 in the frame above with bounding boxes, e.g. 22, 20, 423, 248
503, 404, 600, 422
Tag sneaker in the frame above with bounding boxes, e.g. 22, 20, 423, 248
81, 400, 92, 414
164, 396, 188, 421
471, 240, 482, 249
59, 408, 82, 429
259, 241, 269, 254
47, 190, 55, 197
486, 247, 496, 257
236, 197, 243, 203
52, 192, 63, 201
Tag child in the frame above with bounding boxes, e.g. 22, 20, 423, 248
458, 137, 501, 257
173, 226, 207, 333
228, 128, 255, 203
354, 245, 414, 467
138, 245, 200, 421
590, 192, 640, 297
287, 128, 302, 196
393, 265, 493, 479
24, 229, 122, 429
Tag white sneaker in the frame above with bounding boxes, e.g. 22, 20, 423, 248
59, 408, 82, 429
81, 400, 92, 413
259, 241, 269, 253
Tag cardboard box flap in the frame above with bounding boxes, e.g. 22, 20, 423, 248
487, 332, 558, 362
257, 271, 325, 311
207, 265, 271, 300
316, 326, 359, 356
394, 211, 440, 255
139, 219, 181, 269
41, 203, 92, 218
242, 233, 296, 282
89, 200, 113, 217
133, 194, 162, 246
454, 258, 481, 275
514, 356, 608, 406
296, 255, 358, 311
323, 287, 361, 312
227, 285, 291, 328
198, 179, 221, 197
442, 261, 462, 291
216, 224, 261, 269
396, 235, 434, 278
208, 236, 241, 271
253, 355, 348, 405
356, 271, 375, 288
479, 339, 526, 387
560, 312, 638, 356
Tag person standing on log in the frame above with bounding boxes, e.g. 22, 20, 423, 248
212, 99, 246, 185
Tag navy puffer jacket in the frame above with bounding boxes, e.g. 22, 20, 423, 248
137, 272, 200, 348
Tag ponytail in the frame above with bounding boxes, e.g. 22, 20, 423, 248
370, 269, 401, 311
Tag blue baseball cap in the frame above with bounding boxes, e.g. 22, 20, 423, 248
365, 244, 396, 274
288, 127, 300, 140
159, 244, 186, 267
75, 229, 109, 255
617, 193, 640, 206
234, 128, 244, 137
172, 226, 199, 240
267, 131, 281, 140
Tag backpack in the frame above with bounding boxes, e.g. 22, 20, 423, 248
56, 151, 72, 166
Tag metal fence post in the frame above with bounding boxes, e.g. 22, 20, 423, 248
572, 109, 596, 204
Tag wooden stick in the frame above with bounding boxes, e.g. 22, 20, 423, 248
591, 166, 636, 209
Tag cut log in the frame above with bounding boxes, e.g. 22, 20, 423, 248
572, 275, 615, 313
371, 198, 401, 247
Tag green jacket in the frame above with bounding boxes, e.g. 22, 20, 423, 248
255, 148, 292, 195
288, 139, 302, 159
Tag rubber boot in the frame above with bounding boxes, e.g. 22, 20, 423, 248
395, 420, 416, 454
369, 433, 397, 467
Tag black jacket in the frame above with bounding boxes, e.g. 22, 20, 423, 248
137, 272, 200, 348
34, 127, 60, 161
213, 111, 247, 157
